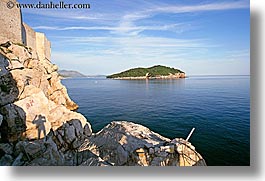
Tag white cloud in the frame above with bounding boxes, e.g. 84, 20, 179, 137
33, 23, 182, 31
117, 1, 249, 36
153, 1, 249, 14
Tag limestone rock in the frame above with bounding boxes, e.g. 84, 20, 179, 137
89, 121, 170, 166
10, 68, 47, 98
12, 89, 91, 140
10, 60, 24, 70
88, 121, 206, 166
19, 85, 42, 100
0, 154, 14, 166
47, 73, 78, 110
23, 141, 45, 159
1, 42, 78, 112
14, 91, 51, 140
0, 55, 19, 106
0, 143, 13, 155
0, 103, 26, 142
84, 124, 92, 137
64, 124, 76, 144
12, 152, 24, 166
172, 138, 206, 166
0, 114, 3, 127
0, 53, 9, 76
23, 58, 39, 69
8, 43, 31, 64
13, 136, 66, 166
47, 102, 90, 130
79, 157, 111, 166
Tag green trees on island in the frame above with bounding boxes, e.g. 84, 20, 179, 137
106, 65, 184, 78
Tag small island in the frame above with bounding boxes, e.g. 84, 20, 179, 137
106, 65, 186, 79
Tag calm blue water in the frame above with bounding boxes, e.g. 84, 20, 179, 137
62, 75, 250, 166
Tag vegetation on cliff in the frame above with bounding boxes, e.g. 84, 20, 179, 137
106, 65, 185, 78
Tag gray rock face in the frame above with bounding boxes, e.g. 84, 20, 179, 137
88, 121, 206, 166
0, 54, 19, 106
0, 154, 13, 166
0, 103, 26, 141
0, 114, 3, 127
0, 42, 92, 142
1, 42, 78, 110
0, 143, 13, 155
0, 41, 96, 166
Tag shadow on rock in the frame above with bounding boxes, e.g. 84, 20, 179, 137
32, 114, 47, 140
0, 49, 26, 143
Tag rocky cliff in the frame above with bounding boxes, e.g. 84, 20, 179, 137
0, 41, 93, 165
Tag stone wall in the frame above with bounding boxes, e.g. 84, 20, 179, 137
0, 0, 23, 44
0, 0, 51, 61
44, 34, 51, 61
22, 23, 36, 51
36, 32, 51, 61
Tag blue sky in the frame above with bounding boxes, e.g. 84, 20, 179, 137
19, 0, 250, 75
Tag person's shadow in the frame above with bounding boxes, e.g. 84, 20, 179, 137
32, 114, 47, 140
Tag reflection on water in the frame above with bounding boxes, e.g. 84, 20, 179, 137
120, 78, 186, 92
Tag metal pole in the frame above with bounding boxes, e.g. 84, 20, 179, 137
186, 128, 195, 141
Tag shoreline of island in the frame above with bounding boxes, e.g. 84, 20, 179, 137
106, 65, 186, 80
112, 73, 186, 80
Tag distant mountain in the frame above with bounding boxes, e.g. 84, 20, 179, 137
106, 65, 185, 79
58, 70, 86, 78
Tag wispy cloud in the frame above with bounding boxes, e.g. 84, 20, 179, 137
117, 1, 249, 36
154, 1, 248, 13
53, 35, 210, 48
33, 23, 190, 35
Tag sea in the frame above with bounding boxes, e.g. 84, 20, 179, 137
61, 75, 250, 166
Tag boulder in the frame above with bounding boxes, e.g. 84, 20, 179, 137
172, 138, 206, 166
88, 121, 206, 166
0, 104, 26, 142
19, 85, 42, 100
64, 124, 76, 144
23, 141, 45, 159
47, 102, 90, 132
89, 121, 170, 165
0, 154, 14, 166
12, 152, 24, 166
9, 59, 24, 70
0, 143, 13, 155
0, 54, 19, 106
10, 88, 91, 140
0, 54, 9, 76
47, 73, 78, 110
14, 91, 51, 140
10, 68, 47, 98
8, 43, 31, 64
83, 124, 92, 137
79, 157, 111, 166
0, 114, 3, 127
23, 58, 39, 69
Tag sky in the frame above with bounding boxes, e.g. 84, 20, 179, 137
19, 0, 250, 75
